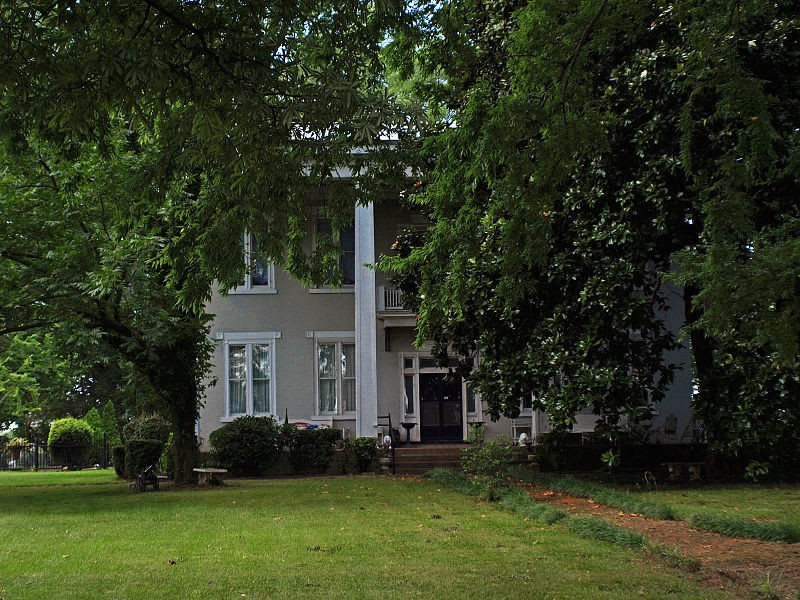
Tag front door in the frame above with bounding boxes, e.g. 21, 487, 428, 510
419, 373, 463, 441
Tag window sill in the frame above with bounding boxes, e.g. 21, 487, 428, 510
308, 287, 355, 294
221, 413, 273, 422
229, 287, 277, 295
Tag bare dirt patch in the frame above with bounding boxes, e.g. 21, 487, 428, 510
529, 488, 800, 599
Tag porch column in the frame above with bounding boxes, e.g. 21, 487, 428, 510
355, 201, 378, 437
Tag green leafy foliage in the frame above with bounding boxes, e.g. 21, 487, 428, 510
461, 436, 517, 498
383, 0, 800, 476
285, 428, 343, 474
123, 414, 171, 445
346, 437, 378, 472
111, 445, 126, 479
124, 439, 165, 479
47, 417, 93, 468
208, 416, 282, 477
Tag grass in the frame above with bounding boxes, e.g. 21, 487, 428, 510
688, 513, 800, 544
0, 471, 729, 600
0, 469, 118, 487
632, 483, 800, 526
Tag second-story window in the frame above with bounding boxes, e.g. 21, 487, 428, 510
233, 233, 275, 293
316, 219, 355, 285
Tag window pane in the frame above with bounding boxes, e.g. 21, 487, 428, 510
253, 380, 270, 413
466, 384, 476, 414
341, 344, 355, 377
419, 357, 438, 369
247, 236, 269, 287
403, 357, 414, 370
229, 345, 246, 380
319, 380, 336, 413
340, 225, 355, 252
252, 344, 270, 379
341, 251, 355, 285
318, 344, 336, 378
229, 380, 246, 415
404, 375, 415, 414
342, 379, 356, 412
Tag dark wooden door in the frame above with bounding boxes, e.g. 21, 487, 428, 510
419, 373, 463, 441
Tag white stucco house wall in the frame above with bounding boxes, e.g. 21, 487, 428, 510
198, 191, 695, 447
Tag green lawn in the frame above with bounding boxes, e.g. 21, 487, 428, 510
0, 468, 118, 488
633, 483, 800, 525
0, 473, 728, 599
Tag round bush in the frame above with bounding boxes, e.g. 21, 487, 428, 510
122, 413, 170, 444
209, 416, 281, 476
47, 417, 93, 468
347, 437, 378, 472
125, 439, 165, 478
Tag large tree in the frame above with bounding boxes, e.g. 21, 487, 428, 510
0, 1, 414, 481
383, 0, 800, 474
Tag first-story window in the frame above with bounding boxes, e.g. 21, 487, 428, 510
317, 341, 356, 414
226, 338, 276, 417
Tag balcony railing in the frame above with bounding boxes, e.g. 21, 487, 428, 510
377, 286, 408, 311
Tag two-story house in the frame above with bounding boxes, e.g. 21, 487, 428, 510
198, 192, 696, 447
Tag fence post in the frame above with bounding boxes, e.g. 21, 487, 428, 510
33, 439, 39, 471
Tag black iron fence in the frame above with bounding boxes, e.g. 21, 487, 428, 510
1, 437, 111, 471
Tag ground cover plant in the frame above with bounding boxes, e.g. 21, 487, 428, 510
0, 472, 729, 600
510, 468, 677, 520
632, 483, 800, 526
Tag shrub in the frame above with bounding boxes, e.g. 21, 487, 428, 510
346, 437, 378, 472
208, 416, 282, 476
287, 428, 342, 474
48, 417, 93, 469
123, 413, 170, 444
461, 435, 516, 498
125, 439, 165, 478
111, 445, 126, 478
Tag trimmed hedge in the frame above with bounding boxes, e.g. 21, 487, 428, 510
111, 445, 126, 478
125, 439, 165, 478
47, 418, 93, 468
209, 416, 282, 476
286, 428, 342, 474
123, 414, 170, 444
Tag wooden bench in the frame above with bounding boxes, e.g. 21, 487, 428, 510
662, 461, 704, 481
193, 467, 229, 486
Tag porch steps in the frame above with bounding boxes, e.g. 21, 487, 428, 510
391, 444, 468, 475
391, 444, 534, 476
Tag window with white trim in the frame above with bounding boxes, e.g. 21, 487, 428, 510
317, 340, 356, 414
224, 335, 277, 418
315, 219, 355, 286
233, 233, 275, 293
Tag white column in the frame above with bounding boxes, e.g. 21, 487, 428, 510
355, 201, 378, 437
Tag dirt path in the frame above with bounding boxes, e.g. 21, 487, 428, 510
528, 488, 800, 599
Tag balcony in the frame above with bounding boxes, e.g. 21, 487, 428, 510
377, 285, 416, 327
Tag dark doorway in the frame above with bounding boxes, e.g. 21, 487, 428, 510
419, 373, 463, 441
